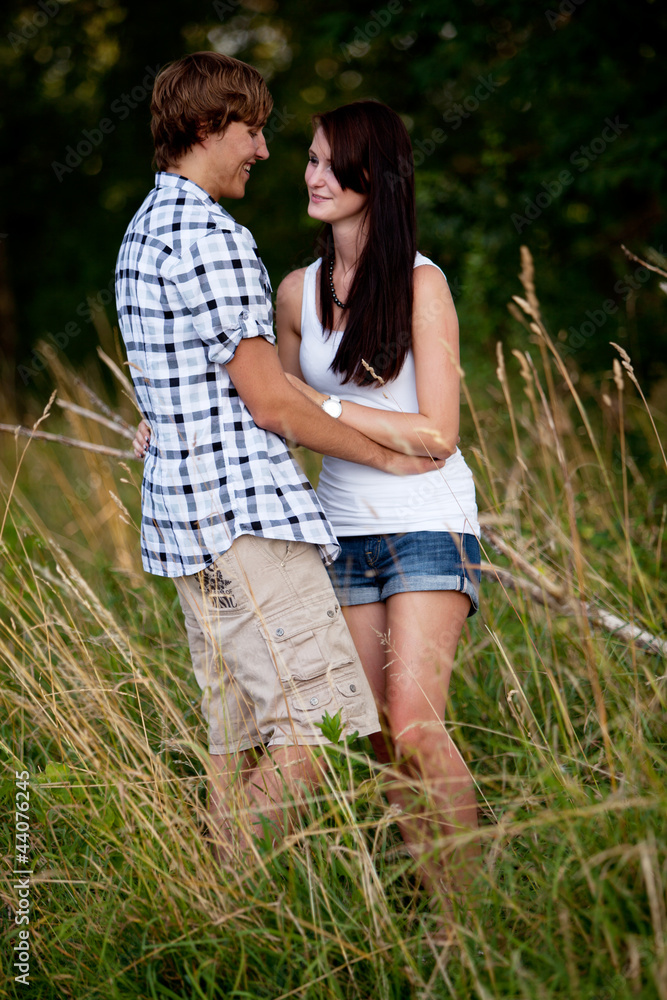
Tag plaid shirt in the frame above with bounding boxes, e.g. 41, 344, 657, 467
115, 172, 339, 577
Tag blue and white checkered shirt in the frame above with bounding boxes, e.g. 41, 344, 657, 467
115, 172, 339, 577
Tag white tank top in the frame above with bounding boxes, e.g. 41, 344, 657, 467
299, 254, 480, 537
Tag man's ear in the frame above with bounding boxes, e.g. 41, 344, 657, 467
195, 122, 210, 145
198, 122, 230, 147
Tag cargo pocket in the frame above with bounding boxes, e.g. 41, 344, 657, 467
331, 664, 367, 724
285, 673, 335, 725
286, 664, 367, 730
257, 598, 355, 681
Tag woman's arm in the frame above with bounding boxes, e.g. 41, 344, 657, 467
275, 268, 307, 379
287, 265, 461, 459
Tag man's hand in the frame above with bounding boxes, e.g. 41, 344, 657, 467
381, 451, 445, 476
285, 372, 326, 407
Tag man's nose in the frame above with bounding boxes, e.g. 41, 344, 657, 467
256, 131, 269, 160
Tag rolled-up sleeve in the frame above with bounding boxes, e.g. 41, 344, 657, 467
165, 229, 275, 366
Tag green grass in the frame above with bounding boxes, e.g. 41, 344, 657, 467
0, 254, 665, 998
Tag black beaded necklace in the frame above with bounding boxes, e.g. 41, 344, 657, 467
328, 255, 347, 310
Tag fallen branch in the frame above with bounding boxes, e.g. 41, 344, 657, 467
55, 399, 135, 441
70, 375, 136, 434
480, 551, 667, 658
0, 423, 135, 460
585, 604, 666, 658
481, 523, 566, 602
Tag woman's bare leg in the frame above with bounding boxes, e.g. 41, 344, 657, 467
383, 590, 479, 899
343, 595, 478, 906
341, 602, 392, 763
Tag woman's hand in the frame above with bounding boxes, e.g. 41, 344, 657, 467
285, 372, 327, 407
133, 419, 151, 460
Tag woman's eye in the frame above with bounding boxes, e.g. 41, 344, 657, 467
308, 156, 318, 165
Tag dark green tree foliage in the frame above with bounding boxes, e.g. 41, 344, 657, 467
1, 0, 665, 401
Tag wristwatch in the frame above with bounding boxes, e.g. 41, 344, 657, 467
321, 394, 343, 418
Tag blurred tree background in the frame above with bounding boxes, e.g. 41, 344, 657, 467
1, 0, 665, 412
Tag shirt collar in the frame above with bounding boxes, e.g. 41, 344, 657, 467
154, 171, 238, 226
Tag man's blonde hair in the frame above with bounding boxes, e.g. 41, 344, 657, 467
151, 51, 273, 170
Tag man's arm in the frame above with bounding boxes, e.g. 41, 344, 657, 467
225, 337, 441, 476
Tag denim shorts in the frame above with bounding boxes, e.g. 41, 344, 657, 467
326, 531, 481, 617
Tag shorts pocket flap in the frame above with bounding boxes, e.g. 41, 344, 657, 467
286, 676, 335, 716
334, 672, 364, 700
258, 599, 341, 643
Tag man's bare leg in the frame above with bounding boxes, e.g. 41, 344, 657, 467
207, 744, 325, 861
206, 747, 258, 862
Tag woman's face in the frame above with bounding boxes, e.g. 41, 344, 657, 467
305, 127, 368, 226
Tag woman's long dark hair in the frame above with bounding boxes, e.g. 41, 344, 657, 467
314, 100, 416, 386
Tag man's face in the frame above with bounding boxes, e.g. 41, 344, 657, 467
202, 120, 269, 201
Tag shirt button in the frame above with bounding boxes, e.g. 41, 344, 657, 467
349, 684, 357, 692
310, 696, 319, 706
275, 628, 285, 636
327, 610, 335, 618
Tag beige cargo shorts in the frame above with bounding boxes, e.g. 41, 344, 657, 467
172, 534, 380, 754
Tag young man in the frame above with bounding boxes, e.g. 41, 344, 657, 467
115, 51, 437, 856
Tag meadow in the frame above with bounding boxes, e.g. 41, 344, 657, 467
0, 251, 665, 999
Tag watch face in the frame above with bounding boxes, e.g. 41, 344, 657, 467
322, 396, 342, 418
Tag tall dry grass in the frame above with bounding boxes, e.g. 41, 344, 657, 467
0, 250, 665, 999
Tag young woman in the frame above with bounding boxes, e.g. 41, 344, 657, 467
134, 99, 481, 897
276, 100, 481, 896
